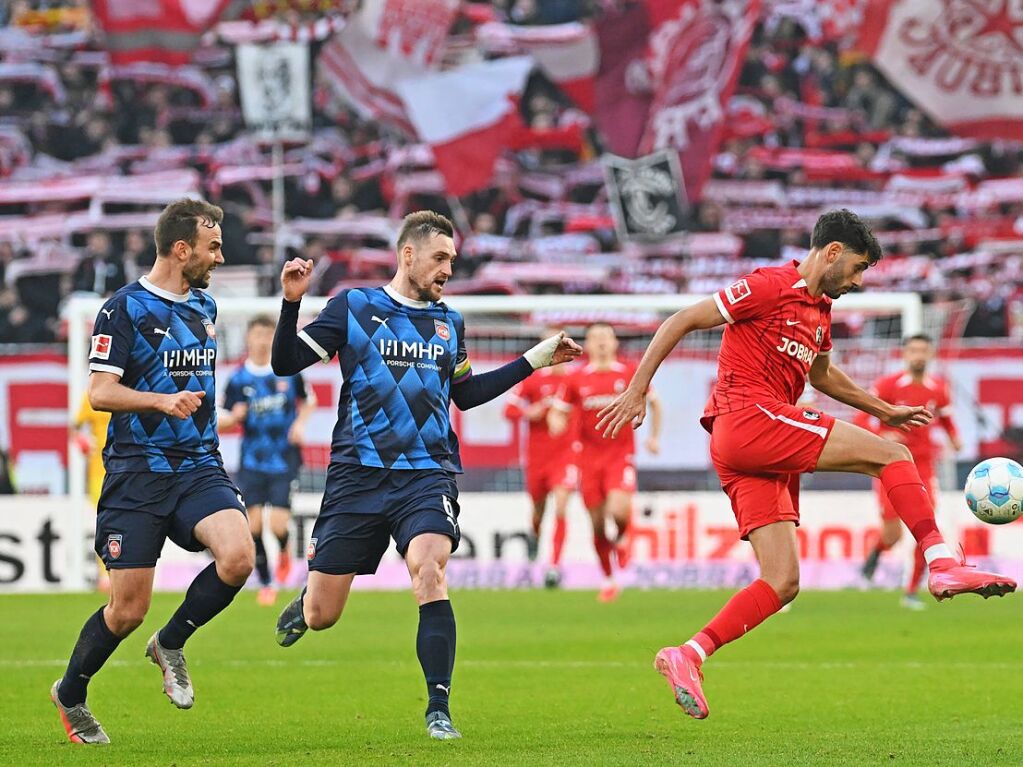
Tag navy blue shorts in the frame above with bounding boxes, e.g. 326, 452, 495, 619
95, 465, 246, 569
308, 464, 460, 576
236, 468, 293, 509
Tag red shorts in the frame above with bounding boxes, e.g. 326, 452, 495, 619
875, 460, 936, 521
709, 402, 836, 539
525, 456, 578, 504
579, 450, 636, 510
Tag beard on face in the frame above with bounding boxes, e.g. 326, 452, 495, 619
183, 255, 212, 288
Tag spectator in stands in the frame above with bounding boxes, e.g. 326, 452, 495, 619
844, 68, 897, 130
71, 232, 126, 296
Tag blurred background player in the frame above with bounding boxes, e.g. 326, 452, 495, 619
503, 327, 578, 588
71, 393, 111, 593
856, 334, 962, 609
550, 323, 661, 602
222, 315, 315, 606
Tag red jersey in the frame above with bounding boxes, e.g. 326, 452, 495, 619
864, 372, 958, 463
503, 367, 576, 463
556, 360, 637, 455
702, 261, 833, 431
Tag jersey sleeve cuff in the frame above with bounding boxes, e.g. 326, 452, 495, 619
298, 330, 331, 363
712, 291, 734, 323
90, 363, 124, 376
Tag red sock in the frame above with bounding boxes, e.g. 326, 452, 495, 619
907, 547, 927, 594
551, 516, 567, 566
681, 579, 782, 665
593, 533, 613, 578
879, 461, 948, 556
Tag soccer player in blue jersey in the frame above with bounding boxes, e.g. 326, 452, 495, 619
51, 199, 254, 745
272, 210, 582, 740
222, 315, 315, 605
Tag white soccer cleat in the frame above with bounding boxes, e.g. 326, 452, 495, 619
145, 633, 195, 709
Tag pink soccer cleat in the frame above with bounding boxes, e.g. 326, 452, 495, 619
928, 557, 1017, 601
654, 646, 709, 720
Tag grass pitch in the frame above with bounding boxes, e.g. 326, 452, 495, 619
1, 588, 1020, 766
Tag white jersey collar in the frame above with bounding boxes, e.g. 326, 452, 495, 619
244, 360, 274, 376
139, 276, 190, 303
383, 284, 432, 309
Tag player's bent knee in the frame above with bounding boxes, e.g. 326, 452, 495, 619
412, 559, 447, 602
773, 577, 800, 605
105, 599, 149, 636
884, 442, 912, 466
216, 547, 255, 586
304, 603, 341, 631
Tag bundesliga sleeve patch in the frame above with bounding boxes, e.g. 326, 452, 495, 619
725, 279, 751, 305
91, 334, 112, 360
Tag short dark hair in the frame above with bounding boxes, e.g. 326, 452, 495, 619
810, 209, 882, 265
396, 210, 454, 251
154, 198, 224, 257
247, 315, 275, 331
904, 333, 933, 346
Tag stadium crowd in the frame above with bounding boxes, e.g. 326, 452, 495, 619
0, 0, 1021, 344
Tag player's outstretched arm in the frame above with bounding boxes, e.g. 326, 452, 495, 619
808, 355, 932, 432
89, 372, 204, 419
597, 297, 725, 438
450, 332, 582, 411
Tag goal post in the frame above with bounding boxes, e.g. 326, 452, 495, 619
62, 290, 922, 590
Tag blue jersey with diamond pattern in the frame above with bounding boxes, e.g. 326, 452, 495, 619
298, 287, 471, 472
224, 363, 307, 474
88, 279, 221, 473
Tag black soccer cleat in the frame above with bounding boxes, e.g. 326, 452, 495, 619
276, 588, 308, 648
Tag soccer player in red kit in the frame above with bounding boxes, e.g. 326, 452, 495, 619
857, 334, 962, 609
503, 343, 578, 588
551, 323, 661, 602
597, 209, 1015, 720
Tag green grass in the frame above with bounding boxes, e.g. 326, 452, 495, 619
1, 589, 1020, 766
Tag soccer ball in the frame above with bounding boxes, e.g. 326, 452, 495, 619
964, 457, 1023, 525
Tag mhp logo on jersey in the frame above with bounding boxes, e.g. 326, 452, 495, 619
91, 334, 112, 360
434, 320, 450, 341
726, 279, 751, 305
107, 534, 123, 559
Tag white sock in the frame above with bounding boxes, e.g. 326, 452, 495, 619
684, 639, 708, 662
923, 543, 955, 564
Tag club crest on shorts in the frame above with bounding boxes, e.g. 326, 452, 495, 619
202, 318, 216, 339
307, 538, 317, 560
107, 534, 122, 560
816, 326, 823, 346
803, 409, 821, 421
434, 320, 450, 341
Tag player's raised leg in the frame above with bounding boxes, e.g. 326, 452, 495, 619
406, 533, 460, 740
52, 567, 154, 744
150, 509, 253, 708
657, 520, 794, 719
817, 420, 1016, 599
277, 570, 355, 646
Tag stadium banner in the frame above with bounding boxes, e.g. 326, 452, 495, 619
4, 353, 1023, 491
595, 0, 760, 201
603, 150, 687, 241
90, 0, 240, 65
1, 492, 1019, 592
236, 42, 312, 141
857, 0, 1023, 141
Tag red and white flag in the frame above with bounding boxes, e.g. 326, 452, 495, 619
90, 0, 240, 65
395, 57, 533, 197
632, 0, 759, 202
476, 21, 599, 112
318, 0, 458, 136
857, 0, 1023, 140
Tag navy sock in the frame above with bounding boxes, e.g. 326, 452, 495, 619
275, 529, 290, 552
159, 562, 243, 650
416, 599, 456, 717
59, 607, 122, 707
253, 535, 271, 586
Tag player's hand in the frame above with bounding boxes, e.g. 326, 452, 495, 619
596, 385, 647, 439
160, 391, 205, 419
524, 402, 547, 422
645, 436, 660, 455
881, 404, 932, 432
281, 258, 314, 302
524, 332, 583, 369
950, 436, 963, 453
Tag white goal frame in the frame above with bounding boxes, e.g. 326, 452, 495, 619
62, 291, 921, 589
